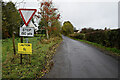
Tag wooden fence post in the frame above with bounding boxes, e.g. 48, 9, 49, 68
12, 32, 16, 55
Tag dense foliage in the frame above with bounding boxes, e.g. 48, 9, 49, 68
85, 29, 120, 49
69, 33, 85, 40
2, 1, 22, 39
61, 21, 74, 35
37, 0, 61, 38
80, 27, 103, 33
70, 29, 120, 50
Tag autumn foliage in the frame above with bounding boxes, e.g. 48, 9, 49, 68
37, 0, 61, 37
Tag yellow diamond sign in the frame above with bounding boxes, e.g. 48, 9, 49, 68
18, 43, 32, 54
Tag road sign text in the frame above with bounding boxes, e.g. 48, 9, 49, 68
18, 43, 32, 54
20, 27, 34, 37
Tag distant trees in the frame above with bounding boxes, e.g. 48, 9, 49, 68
2, 1, 22, 39
80, 27, 104, 33
61, 21, 74, 35
80, 27, 94, 33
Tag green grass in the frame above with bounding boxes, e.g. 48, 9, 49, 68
2, 36, 62, 78
0, 39, 2, 80
34, 34, 46, 37
69, 37, 120, 56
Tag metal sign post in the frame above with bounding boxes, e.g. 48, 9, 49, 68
20, 36, 23, 64
26, 25, 30, 64
26, 38, 28, 43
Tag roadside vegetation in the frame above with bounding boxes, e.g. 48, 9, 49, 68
69, 28, 120, 57
70, 37, 120, 57
2, 1, 22, 39
61, 21, 74, 35
2, 0, 62, 78
60, 21, 120, 56
2, 35, 62, 78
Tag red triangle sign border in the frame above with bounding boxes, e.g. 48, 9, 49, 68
19, 9, 37, 26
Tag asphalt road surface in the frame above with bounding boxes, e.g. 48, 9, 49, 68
44, 36, 118, 78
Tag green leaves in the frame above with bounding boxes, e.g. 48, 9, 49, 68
2, 1, 22, 39
61, 21, 74, 35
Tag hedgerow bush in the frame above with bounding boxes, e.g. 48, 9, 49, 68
85, 29, 120, 49
69, 33, 85, 40
70, 29, 120, 49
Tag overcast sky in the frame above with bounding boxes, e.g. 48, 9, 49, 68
3, 0, 119, 30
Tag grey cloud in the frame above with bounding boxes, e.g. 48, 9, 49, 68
54, 1, 118, 30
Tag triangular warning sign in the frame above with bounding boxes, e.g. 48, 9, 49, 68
19, 9, 37, 26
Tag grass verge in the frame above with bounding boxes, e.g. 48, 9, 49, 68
69, 37, 120, 59
2, 36, 62, 78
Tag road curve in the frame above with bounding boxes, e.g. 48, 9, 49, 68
44, 36, 118, 78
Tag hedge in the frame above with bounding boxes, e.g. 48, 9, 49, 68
69, 33, 85, 40
70, 29, 120, 49
85, 29, 120, 49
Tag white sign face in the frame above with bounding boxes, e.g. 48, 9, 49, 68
21, 10, 34, 24
20, 27, 34, 37
19, 9, 37, 26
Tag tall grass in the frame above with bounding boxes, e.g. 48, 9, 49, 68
2, 36, 62, 78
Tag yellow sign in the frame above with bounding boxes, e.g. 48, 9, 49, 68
18, 43, 32, 54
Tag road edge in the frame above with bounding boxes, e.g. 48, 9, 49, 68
68, 36, 120, 61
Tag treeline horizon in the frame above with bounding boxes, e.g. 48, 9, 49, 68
74, 27, 119, 33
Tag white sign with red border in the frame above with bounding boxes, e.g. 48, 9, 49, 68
19, 9, 37, 26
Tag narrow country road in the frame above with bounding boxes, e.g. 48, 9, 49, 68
44, 36, 118, 78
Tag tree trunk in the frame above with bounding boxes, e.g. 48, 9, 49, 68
46, 29, 49, 39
